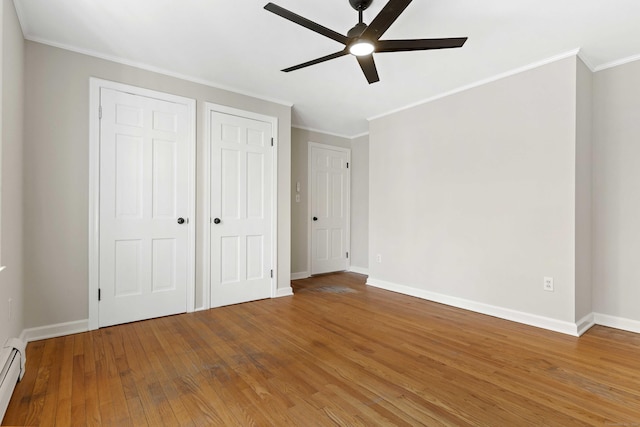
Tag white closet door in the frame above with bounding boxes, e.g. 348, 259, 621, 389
210, 111, 273, 307
99, 88, 191, 327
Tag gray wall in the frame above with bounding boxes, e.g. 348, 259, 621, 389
369, 57, 579, 322
23, 41, 291, 328
290, 127, 369, 275
0, 0, 25, 346
592, 59, 640, 323
350, 134, 369, 270
574, 58, 593, 322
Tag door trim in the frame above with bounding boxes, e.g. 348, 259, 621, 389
307, 142, 351, 276
202, 103, 279, 310
88, 78, 196, 330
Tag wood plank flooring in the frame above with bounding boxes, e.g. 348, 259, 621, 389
3, 272, 640, 426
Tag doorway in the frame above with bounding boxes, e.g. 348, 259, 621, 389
308, 142, 351, 275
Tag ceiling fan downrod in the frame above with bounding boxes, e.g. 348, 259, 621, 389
350, 0, 373, 25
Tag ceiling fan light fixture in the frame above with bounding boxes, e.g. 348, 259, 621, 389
265, 0, 468, 84
349, 40, 375, 56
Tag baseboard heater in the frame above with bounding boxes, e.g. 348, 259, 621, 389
0, 338, 26, 423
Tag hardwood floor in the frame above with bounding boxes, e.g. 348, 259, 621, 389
3, 272, 640, 426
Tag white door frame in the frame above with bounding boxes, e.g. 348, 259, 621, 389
202, 103, 279, 310
307, 142, 351, 276
88, 78, 196, 330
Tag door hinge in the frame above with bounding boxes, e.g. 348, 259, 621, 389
271, 137, 274, 147
270, 269, 274, 278
99, 106, 102, 120
98, 288, 101, 301
346, 252, 349, 259
347, 162, 349, 169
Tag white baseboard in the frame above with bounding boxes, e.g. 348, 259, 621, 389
274, 287, 294, 298
348, 266, 369, 276
367, 277, 581, 336
292, 269, 369, 278
15, 295, 640, 350
291, 271, 309, 280
20, 319, 89, 343
576, 313, 596, 336
593, 313, 640, 334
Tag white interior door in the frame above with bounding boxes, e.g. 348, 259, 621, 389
310, 144, 350, 275
210, 111, 273, 307
98, 87, 192, 327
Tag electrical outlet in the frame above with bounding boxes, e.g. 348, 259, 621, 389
543, 277, 554, 292
376, 254, 382, 263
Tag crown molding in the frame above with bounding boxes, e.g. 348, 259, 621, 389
24, 35, 294, 108
593, 53, 640, 72
368, 48, 582, 123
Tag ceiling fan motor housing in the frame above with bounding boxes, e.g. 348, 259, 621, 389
349, 0, 373, 11
348, 22, 368, 38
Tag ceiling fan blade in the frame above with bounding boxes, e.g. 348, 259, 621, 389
376, 37, 468, 52
362, 0, 413, 41
356, 55, 380, 84
282, 50, 349, 72
264, 3, 348, 45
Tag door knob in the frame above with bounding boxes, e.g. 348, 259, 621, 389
177, 217, 185, 224
213, 218, 221, 224
313, 217, 318, 221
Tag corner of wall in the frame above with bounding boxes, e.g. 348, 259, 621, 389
574, 54, 594, 322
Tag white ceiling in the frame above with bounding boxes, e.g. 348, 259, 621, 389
13, 0, 640, 137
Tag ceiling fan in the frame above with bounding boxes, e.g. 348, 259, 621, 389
264, 0, 468, 84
